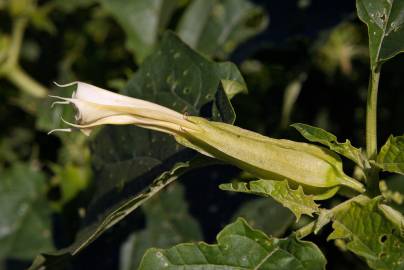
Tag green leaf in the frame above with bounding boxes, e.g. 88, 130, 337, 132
120, 183, 202, 270
328, 196, 404, 270
380, 174, 404, 213
98, 0, 268, 63
139, 218, 326, 270
377, 135, 404, 175
99, 0, 182, 63
0, 163, 53, 261
120, 31, 246, 123
177, 0, 268, 59
30, 31, 245, 269
54, 0, 95, 12
216, 63, 249, 99
50, 163, 91, 207
30, 160, 204, 270
220, 180, 319, 221
233, 198, 295, 237
291, 123, 364, 167
356, 0, 404, 68
378, 204, 404, 238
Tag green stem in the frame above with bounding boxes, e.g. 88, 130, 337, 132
7, 66, 48, 97
365, 68, 381, 196
0, 17, 48, 98
296, 221, 316, 239
7, 17, 27, 66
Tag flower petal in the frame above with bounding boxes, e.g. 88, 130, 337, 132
51, 82, 201, 136
57, 81, 184, 120
60, 114, 183, 136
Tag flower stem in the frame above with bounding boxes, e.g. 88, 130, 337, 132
365, 68, 380, 196
296, 221, 316, 239
7, 65, 48, 98
0, 16, 48, 98
7, 17, 27, 66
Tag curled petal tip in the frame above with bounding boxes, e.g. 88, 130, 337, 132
48, 128, 72, 135
51, 101, 70, 108
60, 116, 77, 127
53, 81, 78, 88
60, 116, 91, 129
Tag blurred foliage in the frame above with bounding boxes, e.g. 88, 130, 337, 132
0, 163, 53, 266
232, 197, 295, 237
119, 183, 202, 270
0, 0, 403, 269
315, 22, 367, 77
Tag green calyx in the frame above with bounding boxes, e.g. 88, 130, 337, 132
177, 116, 365, 196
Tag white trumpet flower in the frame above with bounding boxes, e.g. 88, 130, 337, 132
49, 81, 365, 196
49, 82, 200, 136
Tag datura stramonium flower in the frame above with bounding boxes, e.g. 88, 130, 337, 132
50, 82, 365, 197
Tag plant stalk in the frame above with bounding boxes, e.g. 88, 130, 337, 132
7, 66, 48, 98
7, 17, 27, 66
365, 67, 381, 196
366, 69, 380, 160
0, 16, 48, 98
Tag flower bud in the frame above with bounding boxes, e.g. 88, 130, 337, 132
50, 82, 365, 195
176, 116, 365, 194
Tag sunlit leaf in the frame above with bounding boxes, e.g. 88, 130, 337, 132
377, 135, 404, 175
329, 196, 404, 270
380, 175, 404, 213
292, 123, 364, 167
139, 218, 326, 270
220, 180, 319, 221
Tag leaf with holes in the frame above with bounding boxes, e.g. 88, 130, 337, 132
377, 135, 404, 175
138, 218, 326, 270
328, 196, 404, 270
356, 0, 404, 68
291, 123, 364, 167
220, 180, 320, 221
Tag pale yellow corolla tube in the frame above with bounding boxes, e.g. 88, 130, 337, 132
50, 82, 365, 196
49, 81, 201, 136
